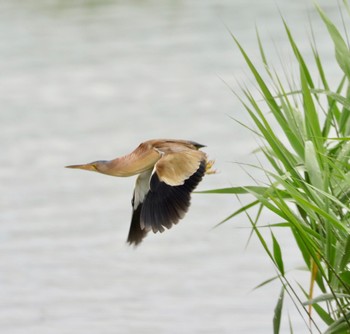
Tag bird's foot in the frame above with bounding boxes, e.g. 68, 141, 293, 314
205, 160, 216, 174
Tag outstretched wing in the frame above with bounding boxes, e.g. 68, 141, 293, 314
127, 147, 207, 245
140, 153, 206, 234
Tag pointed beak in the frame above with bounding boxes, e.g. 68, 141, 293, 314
65, 163, 96, 171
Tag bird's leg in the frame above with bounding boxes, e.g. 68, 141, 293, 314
205, 160, 216, 174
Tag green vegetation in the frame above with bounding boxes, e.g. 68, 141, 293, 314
206, 2, 350, 333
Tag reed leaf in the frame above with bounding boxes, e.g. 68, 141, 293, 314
273, 287, 285, 334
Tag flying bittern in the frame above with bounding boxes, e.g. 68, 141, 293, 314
66, 139, 215, 246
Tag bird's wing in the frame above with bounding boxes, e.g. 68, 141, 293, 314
154, 149, 206, 186
140, 150, 207, 234
127, 169, 152, 245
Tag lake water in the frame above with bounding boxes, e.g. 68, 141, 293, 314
0, 0, 342, 333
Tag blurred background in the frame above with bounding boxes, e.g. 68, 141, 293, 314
0, 0, 342, 333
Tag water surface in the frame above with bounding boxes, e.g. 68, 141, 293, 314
0, 1, 342, 333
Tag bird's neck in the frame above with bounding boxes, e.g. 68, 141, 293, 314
100, 158, 134, 177
103, 155, 156, 177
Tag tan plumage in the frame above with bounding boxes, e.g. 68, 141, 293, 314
66, 139, 215, 245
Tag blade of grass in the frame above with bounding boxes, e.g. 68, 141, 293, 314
315, 1, 350, 78
272, 232, 285, 276
273, 287, 285, 334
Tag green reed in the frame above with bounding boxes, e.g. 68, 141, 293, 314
204, 2, 350, 333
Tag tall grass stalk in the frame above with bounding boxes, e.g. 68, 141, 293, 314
205, 2, 350, 333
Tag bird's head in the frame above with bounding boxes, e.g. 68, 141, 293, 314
65, 160, 109, 174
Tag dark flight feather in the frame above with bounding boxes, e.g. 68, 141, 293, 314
140, 159, 206, 234
127, 203, 149, 245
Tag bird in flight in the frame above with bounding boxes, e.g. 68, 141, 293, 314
66, 139, 215, 246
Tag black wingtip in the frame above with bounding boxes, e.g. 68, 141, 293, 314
127, 204, 149, 246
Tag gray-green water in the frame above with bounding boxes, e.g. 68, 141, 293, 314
1, 1, 342, 333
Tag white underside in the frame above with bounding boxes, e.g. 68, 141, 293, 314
133, 169, 152, 208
